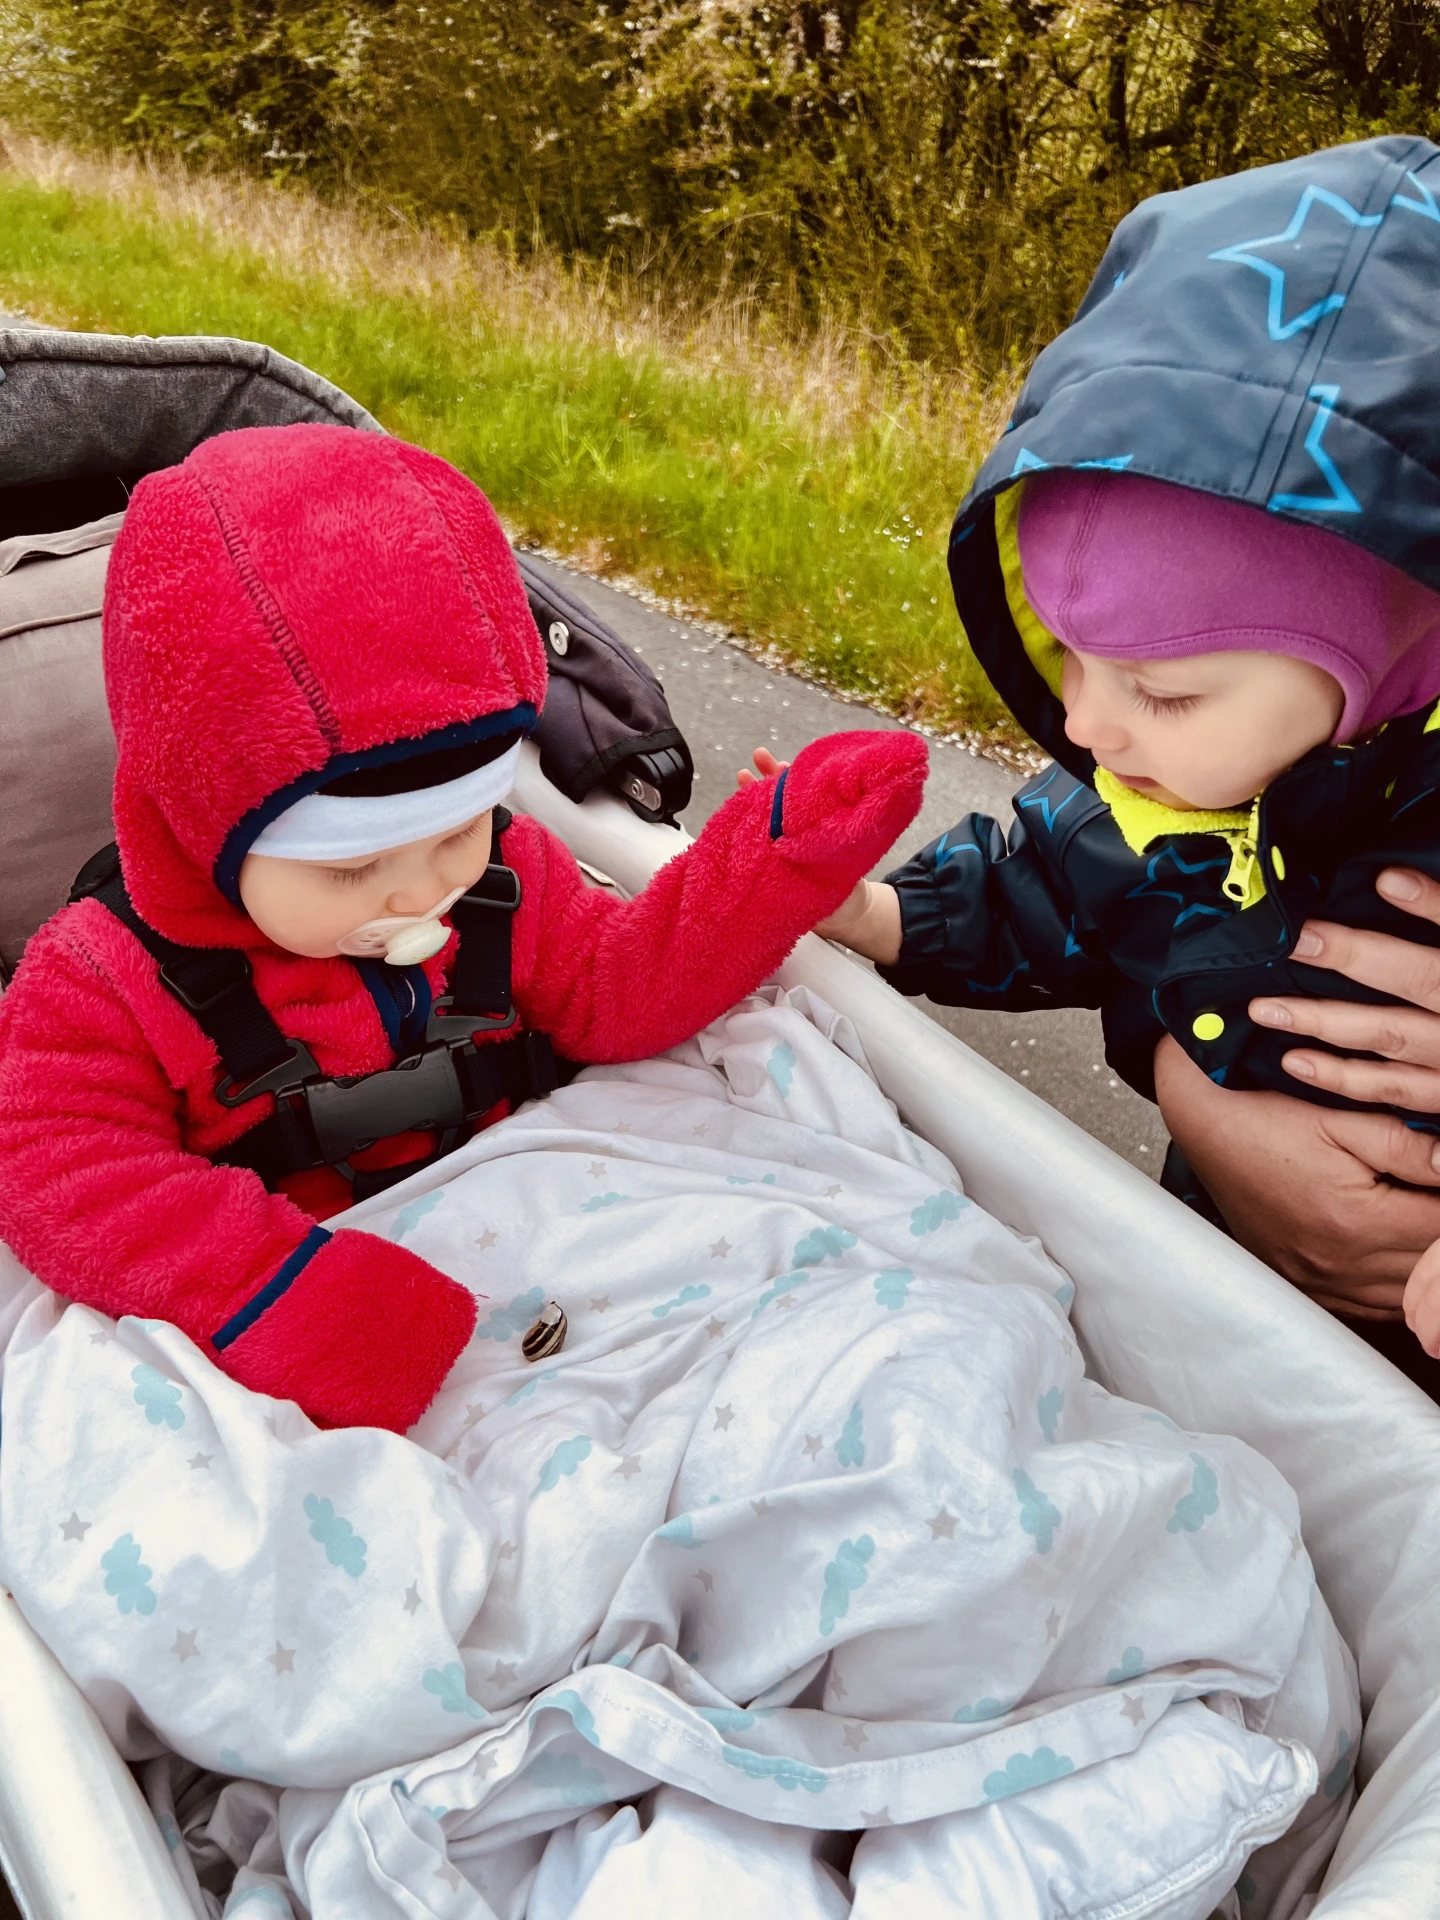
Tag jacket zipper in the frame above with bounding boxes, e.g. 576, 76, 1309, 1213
1219, 798, 1267, 910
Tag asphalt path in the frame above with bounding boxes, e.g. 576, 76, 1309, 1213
524, 553, 1170, 1175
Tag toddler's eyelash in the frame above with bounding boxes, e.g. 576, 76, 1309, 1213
327, 862, 379, 886
1133, 689, 1200, 717
446, 817, 489, 844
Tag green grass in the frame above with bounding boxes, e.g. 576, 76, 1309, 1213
0, 166, 1015, 741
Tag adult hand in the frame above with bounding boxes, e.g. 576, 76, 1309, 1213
1153, 1034, 1440, 1320
1248, 868, 1440, 1121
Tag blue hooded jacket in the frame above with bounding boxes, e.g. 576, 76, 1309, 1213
879, 135, 1440, 1108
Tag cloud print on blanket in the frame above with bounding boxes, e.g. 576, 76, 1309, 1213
131, 1364, 185, 1431
476, 1287, 546, 1341
423, 1662, 486, 1720
303, 1496, 367, 1577
1014, 1470, 1063, 1553
1169, 1455, 1221, 1533
820, 1535, 875, 1634
0, 988, 1358, 1917
101, 1534, 157, 1616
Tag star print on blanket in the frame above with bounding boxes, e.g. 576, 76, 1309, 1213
0, 988, 1357, 1920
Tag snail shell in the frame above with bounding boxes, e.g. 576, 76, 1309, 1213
522, 1301, 567, 1363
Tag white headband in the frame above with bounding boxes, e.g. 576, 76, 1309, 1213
248, 740, 521, 862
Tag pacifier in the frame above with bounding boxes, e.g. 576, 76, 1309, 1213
336, 883, 469, 967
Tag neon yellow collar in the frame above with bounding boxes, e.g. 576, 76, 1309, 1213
1092, 766, 1249, 854
1094, 768, 1267, 908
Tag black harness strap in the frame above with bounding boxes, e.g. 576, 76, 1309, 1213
73, 843, 311, 1098
72, 816, 563, 1199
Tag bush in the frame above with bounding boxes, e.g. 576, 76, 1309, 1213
3, 0, 1439, 363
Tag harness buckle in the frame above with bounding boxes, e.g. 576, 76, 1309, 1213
215, 1039, 322, 1108
304, 1047, 469, 1164
425, 998, 519, 1044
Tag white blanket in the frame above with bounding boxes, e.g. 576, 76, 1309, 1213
0, 989, 1358, 1918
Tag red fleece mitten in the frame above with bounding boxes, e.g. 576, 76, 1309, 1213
771, 730, 927, 902
217, 1229, 477, 1433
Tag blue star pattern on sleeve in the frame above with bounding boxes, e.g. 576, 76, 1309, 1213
1037, 1388, 1064, 1444
303, 1494, 368, 1576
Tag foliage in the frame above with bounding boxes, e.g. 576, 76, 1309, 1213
0, 155, 1018, 738
3, 0, 1439, 362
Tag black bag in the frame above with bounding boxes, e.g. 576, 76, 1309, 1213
515, 554, 692, 822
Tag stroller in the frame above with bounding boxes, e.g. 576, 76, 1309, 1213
0, 327, 692, 987
0, 328, 1439, 1918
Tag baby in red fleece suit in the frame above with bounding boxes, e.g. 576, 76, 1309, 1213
0, 425, 925, 1435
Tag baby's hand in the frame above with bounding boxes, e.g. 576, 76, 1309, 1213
735, 742, 909, 963
737, 746, 788, 788
1405, 1238, 1440, 1357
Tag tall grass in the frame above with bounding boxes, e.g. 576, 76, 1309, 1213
3, 0, 1434, 365
0, 135, 1020, 742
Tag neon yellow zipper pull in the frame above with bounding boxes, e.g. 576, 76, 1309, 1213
1221, 799, 1267, 909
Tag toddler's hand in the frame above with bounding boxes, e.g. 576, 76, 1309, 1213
816, 878, 904, 964
737, 747, 788, 789
1405, 1237, 1440, 1357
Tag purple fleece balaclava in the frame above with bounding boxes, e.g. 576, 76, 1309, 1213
1016, 470, 1440, 742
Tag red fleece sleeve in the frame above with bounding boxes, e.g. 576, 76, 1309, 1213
512, 729, 927, 1062
0, 925, 474, 1432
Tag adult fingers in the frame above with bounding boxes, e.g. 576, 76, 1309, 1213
1250, 994, 1440, 1068
1278, 1048, 1440, 1115
1376, 866, 1440, 930
1322, 1108, 1440, 1187
1405, 1241, 1440, 1357
1310, 1279, 1408, 1319
1289, 917, 1440, 1015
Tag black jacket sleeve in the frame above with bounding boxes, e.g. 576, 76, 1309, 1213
876, 766, 1121, 1011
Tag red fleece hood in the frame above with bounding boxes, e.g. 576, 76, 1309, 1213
103, 424, 547, 946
